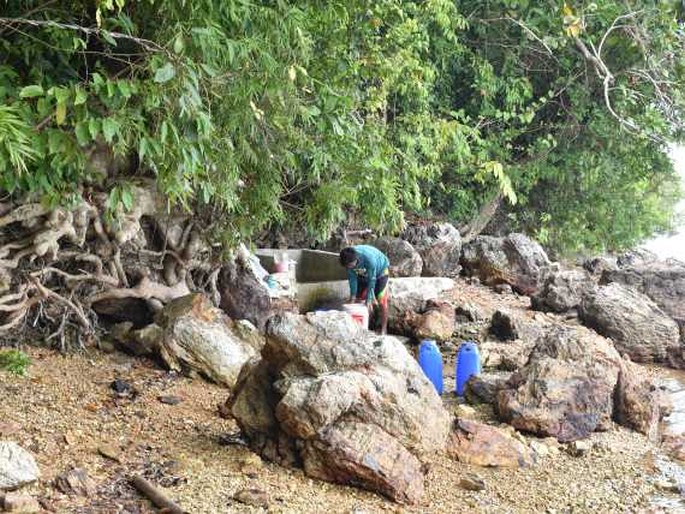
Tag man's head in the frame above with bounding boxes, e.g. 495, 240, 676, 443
339, 247, 358, 269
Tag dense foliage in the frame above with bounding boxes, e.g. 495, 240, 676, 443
1, 0, 684, 254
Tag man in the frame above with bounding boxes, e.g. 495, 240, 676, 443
339, 245, 390, 335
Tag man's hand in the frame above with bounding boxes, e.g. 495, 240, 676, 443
367, 299, 378, 312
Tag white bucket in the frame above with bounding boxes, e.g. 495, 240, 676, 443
342, 303, 369, 330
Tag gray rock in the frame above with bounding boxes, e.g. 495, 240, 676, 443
0, 442, 40, 491
401, 223, 462, 277
480, 340, 536, 371
156, 294, 264, 387
602, 259, 685, 345
371, 238, 423, 277
461, 233, 551, 295
464, 373, 511, 405
54, 467, 97, 496
459, 473, 486, 491
578, 283, 681, 365
228, 311, 451, 504
531, 269, 596, 313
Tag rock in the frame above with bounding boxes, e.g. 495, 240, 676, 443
489, 310, 518, 341
529, 440, 550, 458
578, 283, 681, 365
156, 294, 264, 387
97, 444, 121, 463
464, 373, 511, 405
455, 303, 485, 323
414, 300, 456, 341
567, 440, 593, 457
616, 248, 658, 268
460, 233, 551, 295
0, 442, 39, 491
302, 421, 425, 505
92, 297, 155, 327
388, 277, 456, 335
1, 492, 40, 513
371, 238, 423, 277
455, 405, 477, 419
0, 424, 20, 438
228, 311, 451, 504
111, 323, 163, 356
158, 395, 182, 405
54, 467, 97, 496
459, 473, 485, 491
401, 222, 462, 277
493, 284, 513, 295
110, 378, 133, 396
602, 259, 685, 345
531, 269, 596, 313
234, 488, 269, 508
480, 340, 535, 371
613, 360, 661, 440
219, 244, 297, 330
583, 256, 618, 277
495, 325, 622, 442
449, 419, 534, 468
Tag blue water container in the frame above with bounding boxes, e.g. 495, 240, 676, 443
455, 341, 481, 396
418, 340, 444, 395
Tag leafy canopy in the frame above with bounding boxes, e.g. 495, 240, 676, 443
0, 0, 683, 254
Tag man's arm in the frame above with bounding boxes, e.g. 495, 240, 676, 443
347, 268, 358, 299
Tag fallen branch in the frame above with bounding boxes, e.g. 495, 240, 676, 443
130, 475, 187, 514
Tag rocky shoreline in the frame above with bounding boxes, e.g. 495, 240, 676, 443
2, 224, 685, 512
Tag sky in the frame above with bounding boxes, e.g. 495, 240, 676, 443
642, 145, 685, 262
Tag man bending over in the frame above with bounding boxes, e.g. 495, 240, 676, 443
339, 245, 390, 335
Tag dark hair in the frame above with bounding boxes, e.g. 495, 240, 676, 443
339, 247, 357, 267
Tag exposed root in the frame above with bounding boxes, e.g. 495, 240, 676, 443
0, 186, 216, 348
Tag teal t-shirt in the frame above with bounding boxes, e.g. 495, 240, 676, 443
347, 245, 390, 303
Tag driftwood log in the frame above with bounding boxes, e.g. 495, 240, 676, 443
130, 474, 187, 514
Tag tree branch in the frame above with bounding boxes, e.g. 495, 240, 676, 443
0, 17, 166, 54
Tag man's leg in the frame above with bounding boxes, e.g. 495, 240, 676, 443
374, 275, 389, 335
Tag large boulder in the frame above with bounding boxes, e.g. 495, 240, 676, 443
228, 311, 451, 504
371, 238, 423, 277
0, 442, 40, 491
412, 300, 456, 341
449, 419, 534, 468
495, 325, 656, 442
601, 260, 685, 343
460, 233, 551, 295
531, 269, 596, 313
218, 244, 297, 330
614, 360, 661, 440
578, 283, 681, 365
156, 294, 264, 387
401, 223, 462, 277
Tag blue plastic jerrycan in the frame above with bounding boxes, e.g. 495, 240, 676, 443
418, 340, 444, 395
455, 341, 481, 396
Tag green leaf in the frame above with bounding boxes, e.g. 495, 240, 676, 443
101, 31, 118, 47
55, 102, 67, 125
74, 87, 87, 106
19, 85, 44, 98
173, 35, 185, 54
75, 121, 90, 145
121, 188, 133, 211
154, 63, 176, 83
102, 118, 119, 143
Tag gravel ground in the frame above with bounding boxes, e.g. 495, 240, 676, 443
1, 346, 681, 514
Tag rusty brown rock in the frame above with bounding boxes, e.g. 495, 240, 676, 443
302, 421, 425, 505
449, 419, 534, 468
